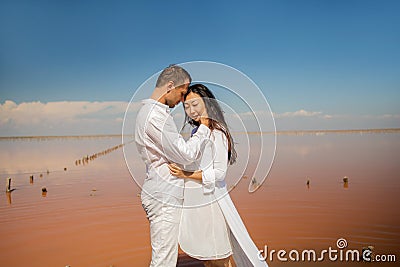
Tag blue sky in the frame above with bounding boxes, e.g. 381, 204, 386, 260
0, 0, 399, 135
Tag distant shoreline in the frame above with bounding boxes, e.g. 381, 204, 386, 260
0, 128, 399, 140
0, 134, 122, 140
251, 127, 400, 135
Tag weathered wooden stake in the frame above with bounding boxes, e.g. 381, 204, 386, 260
6, 177, 11, 192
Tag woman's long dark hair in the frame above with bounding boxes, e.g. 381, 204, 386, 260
183, 84, 237, 165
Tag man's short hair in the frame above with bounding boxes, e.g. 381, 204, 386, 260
156, 64, 191, 88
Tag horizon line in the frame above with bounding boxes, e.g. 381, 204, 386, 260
0, 128, 399, 140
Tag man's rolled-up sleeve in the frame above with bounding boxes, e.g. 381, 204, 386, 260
200, 131, 229, 194
199, 139, 215, 194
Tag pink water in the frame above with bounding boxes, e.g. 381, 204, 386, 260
0, 132, 399, 266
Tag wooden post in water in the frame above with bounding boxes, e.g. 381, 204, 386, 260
6, 178, 11, 192
42, 187, 47, 197
342, 176, 349, 189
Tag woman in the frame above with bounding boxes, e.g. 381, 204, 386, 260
168, 84, 268, 267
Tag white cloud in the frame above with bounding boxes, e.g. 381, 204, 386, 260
274, 109, 323, 118
230, 109, 400, 131
1, 100, 129, 123
0, 100, 142, 136
1, 101, 398, 136
230, 110, 271, 119
230, 109, 329, 119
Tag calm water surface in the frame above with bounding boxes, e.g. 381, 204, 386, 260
0, 133, 399, 266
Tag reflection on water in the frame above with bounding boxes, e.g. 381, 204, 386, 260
343, 181, 349, 189
6, 191, 12, 205
0, 133, 399, 266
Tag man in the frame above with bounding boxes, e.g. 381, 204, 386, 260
135, 64, 210, 267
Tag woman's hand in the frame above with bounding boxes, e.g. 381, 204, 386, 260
168, 163, 203, 180
200, 116, 210, 127
168, 163, 185, 178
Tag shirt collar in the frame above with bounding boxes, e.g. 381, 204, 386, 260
142, 99, 170, 113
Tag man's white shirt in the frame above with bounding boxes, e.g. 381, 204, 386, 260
135, 99, 210, 199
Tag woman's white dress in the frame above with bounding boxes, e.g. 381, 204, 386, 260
178, 129, 268, 266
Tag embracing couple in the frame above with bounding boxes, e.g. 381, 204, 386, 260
135, 64, 268, 267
